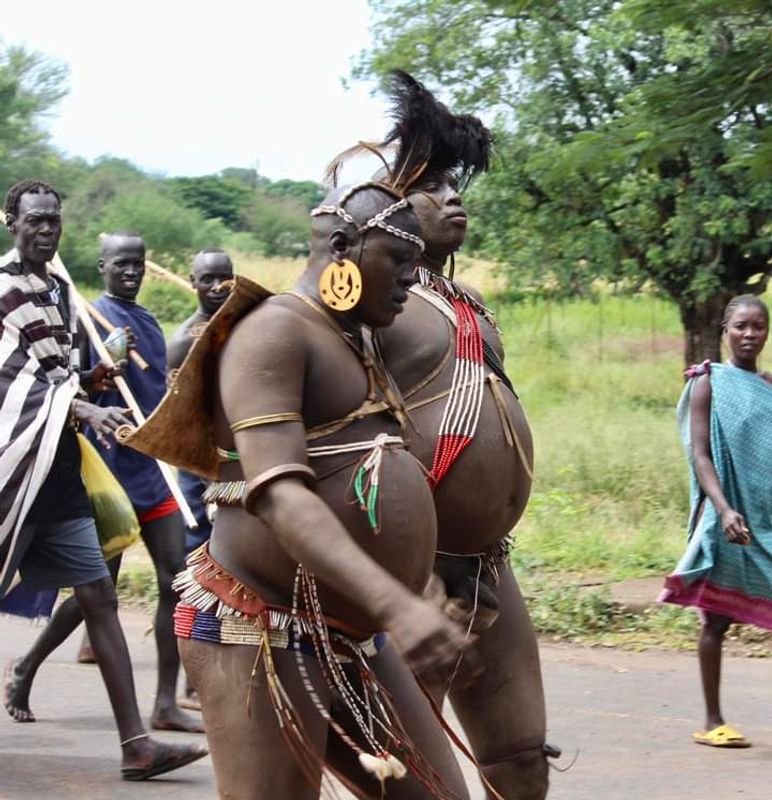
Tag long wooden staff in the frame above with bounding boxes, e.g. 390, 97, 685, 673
49, 252, 198, 529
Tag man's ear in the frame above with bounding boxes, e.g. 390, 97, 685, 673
5, 214, 16, 235
97, 258, 105, 275
329, 228, 354, 264
189, 272, 196, 288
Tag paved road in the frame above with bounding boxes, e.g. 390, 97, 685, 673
1, 609, 770, 799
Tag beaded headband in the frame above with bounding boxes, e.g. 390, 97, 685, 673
310, 185, 425, 253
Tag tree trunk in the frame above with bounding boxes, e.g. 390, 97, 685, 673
678, 292, 731, 368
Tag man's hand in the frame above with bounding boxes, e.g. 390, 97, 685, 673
72, 400, 133, 449
91, 360, 128, 392
434, 553, 499, 612
385, 596, 481, 687
124, 326, 137, 351
720, 508, 751, 545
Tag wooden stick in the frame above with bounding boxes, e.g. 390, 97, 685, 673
146, 259, 196, 294
49, 252, 198, 529
84, 299, 150, 371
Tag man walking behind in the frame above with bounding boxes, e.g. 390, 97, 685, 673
0, 180, 206, 779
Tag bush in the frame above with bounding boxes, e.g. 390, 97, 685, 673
138, 281, 196, 325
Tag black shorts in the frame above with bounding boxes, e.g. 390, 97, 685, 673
18, 516, 110, 590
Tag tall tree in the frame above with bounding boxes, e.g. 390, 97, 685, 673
0, 43, 69, 251
0, 43, 68, 187
357, 0, 772, 363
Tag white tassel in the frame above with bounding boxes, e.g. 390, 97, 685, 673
385, 754, 407, 779
358, 752, 392, 782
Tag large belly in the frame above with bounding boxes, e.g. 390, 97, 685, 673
407, 385, 533, 553
383, 297, 533, 554
209, 447, 436, 632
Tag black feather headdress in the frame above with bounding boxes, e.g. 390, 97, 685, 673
324, 70, 492, 195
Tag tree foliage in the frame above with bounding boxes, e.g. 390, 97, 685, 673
263, 179, 325, 211
241, 191, 311, 258
357, 0, 772, 363
0, 43, 68, 192
169, 175, 252, 228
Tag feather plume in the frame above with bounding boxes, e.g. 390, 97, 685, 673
323, 71, 492, 196
383, 70, 492, 194
323, 141, 391, 188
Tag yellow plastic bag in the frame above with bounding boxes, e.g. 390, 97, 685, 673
77, 433, 141, 560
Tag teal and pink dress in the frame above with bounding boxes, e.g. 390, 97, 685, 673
660, 362, 772, 627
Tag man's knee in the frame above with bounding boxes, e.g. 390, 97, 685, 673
479, 745, 551, 800
74, 576, 119, 617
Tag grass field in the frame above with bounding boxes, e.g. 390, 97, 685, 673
499, 293, 687, 580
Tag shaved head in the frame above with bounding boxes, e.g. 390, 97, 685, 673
100, 231, 145, 259
191, 248, 234, 316
98, 232, 146, 301
310, 184, 422, 252
193, 249, 233, 275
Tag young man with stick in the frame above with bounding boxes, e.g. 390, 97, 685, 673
0, 179, 207, 779
167, 248, 234, 555
75, 230, 204, 733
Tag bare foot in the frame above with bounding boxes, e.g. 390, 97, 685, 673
150, 706, 205, 734
3, 660, 35, 723
122, 735, 208, 780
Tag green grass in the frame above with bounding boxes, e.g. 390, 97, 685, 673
497, 293, 689, 582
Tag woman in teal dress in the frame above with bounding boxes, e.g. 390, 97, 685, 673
661, 295, 772, 748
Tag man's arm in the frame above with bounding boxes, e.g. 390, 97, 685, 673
166, 324, 193, 373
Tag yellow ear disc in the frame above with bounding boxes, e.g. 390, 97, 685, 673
318, 259, 363, 311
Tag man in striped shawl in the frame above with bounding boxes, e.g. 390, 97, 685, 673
0, 179, 207, 780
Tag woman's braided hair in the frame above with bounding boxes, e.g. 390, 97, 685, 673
723, 294, 769, 328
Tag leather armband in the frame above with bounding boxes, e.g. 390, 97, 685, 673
243, 463, 316, 515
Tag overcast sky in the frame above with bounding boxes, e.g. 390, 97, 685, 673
4, 0, 392, 183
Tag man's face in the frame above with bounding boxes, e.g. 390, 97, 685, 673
407, 177, 467, 261
99, 235, 146, 301
354, 222, 421, 329
191, 253, 234, 316
10, 192, 62, 267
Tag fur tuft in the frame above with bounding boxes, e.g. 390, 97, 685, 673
323, 71, 492, 195
382, 70, 492, 193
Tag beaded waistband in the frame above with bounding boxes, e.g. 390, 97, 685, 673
175, 604, 384, 659
172, 543, 380, 641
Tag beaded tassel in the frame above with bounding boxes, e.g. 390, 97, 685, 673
351, 433, 392, 533
278, 566, 464, 798
202, 480, 246, 505
308, 434, 402, 533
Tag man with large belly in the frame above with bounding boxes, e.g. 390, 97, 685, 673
129, 182, 477, 799
331, 72, 553, 799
